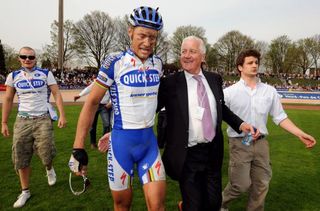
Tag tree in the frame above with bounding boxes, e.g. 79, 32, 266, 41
3, 44, 20, 72
254, 40, 269, 72
295, 39, 314, 74
170, 25, 207, 63
214, 30, 254, 72
42, 20, 78, 68
114, 15, 131, 52
283, 43, 301, 74
154, 30, 170, 63
74, 10, 117, 69
304, 35, 320, 75
41, 58, 53, 69
205, 46, 219, 72
0, 40, 6, 76
265, 35, 291, 75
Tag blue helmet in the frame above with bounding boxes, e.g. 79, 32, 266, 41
129, 6, 163, 31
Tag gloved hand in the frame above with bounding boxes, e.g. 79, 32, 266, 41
68, 148, 88, 175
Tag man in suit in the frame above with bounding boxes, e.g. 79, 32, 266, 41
157, 36, 258, 211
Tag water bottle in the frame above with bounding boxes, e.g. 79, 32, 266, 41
242, 127, 257, 146
242, 133, 253, 146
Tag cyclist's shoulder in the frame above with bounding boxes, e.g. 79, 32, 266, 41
101, 51, 127, 69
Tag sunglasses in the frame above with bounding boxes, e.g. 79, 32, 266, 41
19, 55, 36, 60
69, 172, 90, 196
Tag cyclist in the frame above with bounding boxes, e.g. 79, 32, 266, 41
70, 6, 166, 211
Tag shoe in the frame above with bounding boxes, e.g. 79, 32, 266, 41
91, 143, 97, 149
46, 167, 56, 186
177, 201, 183, 211
13, 191, 31, 208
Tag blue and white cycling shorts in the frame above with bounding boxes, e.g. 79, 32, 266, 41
107, 127, 166, 191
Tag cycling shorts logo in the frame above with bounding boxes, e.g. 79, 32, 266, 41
120, 69, 160, 87
120, 172, 127, 185
16, 79, 45, 89
107, 149, 114, 182
155, 161, 161, 176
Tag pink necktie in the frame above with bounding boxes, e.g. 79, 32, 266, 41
193, 75, 215, 141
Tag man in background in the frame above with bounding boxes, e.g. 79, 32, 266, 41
1, 46, 66, 208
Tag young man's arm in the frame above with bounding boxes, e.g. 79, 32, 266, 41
279, 118, 316, 148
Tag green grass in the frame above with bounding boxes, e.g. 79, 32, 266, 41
0, 106, 319, 210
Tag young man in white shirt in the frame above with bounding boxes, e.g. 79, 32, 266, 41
221, 49, 316, 211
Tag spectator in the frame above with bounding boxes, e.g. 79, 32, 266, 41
1, 46, 67, 208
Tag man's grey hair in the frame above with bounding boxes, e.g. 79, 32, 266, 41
181, 36, 206, 55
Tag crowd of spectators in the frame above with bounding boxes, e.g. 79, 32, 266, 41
220, 71, 320, 91
1, 68, 319, 91
51, 68, 97, 89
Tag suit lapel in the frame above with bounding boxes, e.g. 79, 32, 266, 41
176, 72, 189, 128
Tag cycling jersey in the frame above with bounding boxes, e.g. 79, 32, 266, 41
5, 67, 57, 116
96, 49, 163, 129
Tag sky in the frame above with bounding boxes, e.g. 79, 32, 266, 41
1, 0, 320, 52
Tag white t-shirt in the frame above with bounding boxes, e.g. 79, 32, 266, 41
5, 67, 57, 116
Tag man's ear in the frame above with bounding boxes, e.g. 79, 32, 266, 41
128, 27, 133, 41
202, 55, 206, 62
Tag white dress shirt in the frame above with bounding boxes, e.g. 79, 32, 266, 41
185, 70, 217, 147
223, 78, 288, 137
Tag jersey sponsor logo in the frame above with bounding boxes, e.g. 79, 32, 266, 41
107, 149, 114, 182
101, 53, 122, 70
102, 55, 116, 70
34, 73, 41, 77
110, 85, 120, 115
120, 69, 160, 87
130, 91, 157, 97
16, 79, 45, 89
131, 58, 136, 67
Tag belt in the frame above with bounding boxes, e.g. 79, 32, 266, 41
256, 135, 266, 141
234, 135, 266, 141
18, 113, 49, 119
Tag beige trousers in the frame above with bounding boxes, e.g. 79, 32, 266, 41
222, 137, 272, 211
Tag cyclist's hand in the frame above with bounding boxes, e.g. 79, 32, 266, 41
98, 132, 110, 152
69, 149, 88, 176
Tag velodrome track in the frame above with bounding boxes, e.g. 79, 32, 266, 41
1, 89, 320, 110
